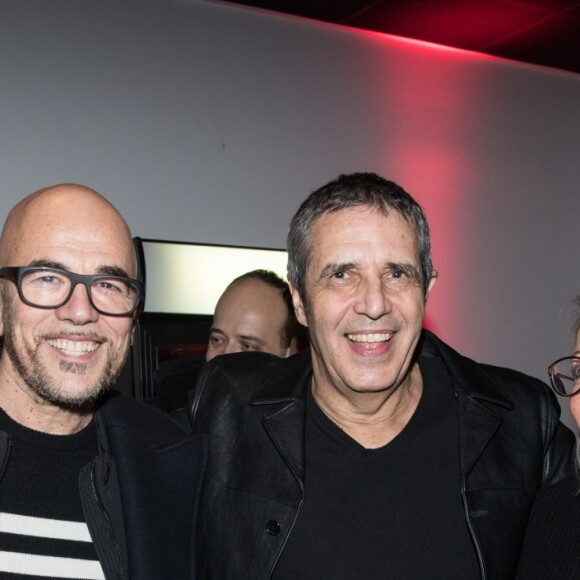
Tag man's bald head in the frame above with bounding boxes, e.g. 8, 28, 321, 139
0, 184, 136, 274
206, 270, 302, 362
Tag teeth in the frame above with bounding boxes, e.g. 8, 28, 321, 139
47, 339, 100, 356
347, 333, 392, 343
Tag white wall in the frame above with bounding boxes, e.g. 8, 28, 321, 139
1, 0, 579, 426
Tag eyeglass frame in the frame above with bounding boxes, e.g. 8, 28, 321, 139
548, 355, 580, 397
0, 266, 144, 317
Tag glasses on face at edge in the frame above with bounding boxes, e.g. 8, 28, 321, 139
0, 266, 144, 317
548, 356, 580, 397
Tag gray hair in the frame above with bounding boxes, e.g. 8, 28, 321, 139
572, 295, 580, 341
287, 172, 433, 304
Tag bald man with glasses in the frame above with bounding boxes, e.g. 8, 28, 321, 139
0, 184, 205, 580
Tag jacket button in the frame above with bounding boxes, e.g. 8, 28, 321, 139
266, 520, 280, 536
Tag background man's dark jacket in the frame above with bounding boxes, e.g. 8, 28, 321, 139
188, 330, 574, 580
0, 390, 207, 580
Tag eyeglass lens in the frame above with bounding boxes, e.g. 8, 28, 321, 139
20, 268, 139, 314
551, 357, 580, 396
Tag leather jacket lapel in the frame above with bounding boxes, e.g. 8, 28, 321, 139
457, 393, 502, 478
262, 398, 306, 492
252, 351, 312, 494
419, 330, 512, 478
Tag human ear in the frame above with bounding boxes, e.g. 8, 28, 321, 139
289, 283, 308, 328
425, 270, 438, 303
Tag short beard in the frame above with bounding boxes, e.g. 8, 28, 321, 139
2, 296, 123, 407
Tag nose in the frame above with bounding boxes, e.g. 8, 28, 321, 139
353, 276, 392, 320
55, 282, 99, 324
224, 342, 241, 355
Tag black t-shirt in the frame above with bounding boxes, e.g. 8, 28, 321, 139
272, 354, 480, 580
0, 408, 102, 579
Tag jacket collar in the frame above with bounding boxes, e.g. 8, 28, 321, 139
247, 330, 514, 485
418, 330, 514, 479
249, 330, 514, 411
249, 351, 311, 488
419, 330, 513, 410
250, 349, 312, 406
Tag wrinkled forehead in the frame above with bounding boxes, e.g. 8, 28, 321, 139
0, 189, 136, 275
308, 206, 418, 257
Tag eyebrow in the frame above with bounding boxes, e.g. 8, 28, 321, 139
98, 265, 132, 278
318, 262, 357, 280
318, 260, 420, 280
27, 260, 131, 278
209, 327, 267, 346
387, 261, 421, 280
236, 334, 267, 345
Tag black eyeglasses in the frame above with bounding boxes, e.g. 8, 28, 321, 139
0, 266, 144, 317
548, 356, 580, 397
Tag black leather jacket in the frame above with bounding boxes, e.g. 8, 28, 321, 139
1, 390, 206, 580
189, 330, 574, 580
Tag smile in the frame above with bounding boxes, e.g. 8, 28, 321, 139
46, 338, 101, 356
346, 332, 392, 343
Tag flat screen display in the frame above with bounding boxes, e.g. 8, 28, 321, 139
137, 238, 288, 315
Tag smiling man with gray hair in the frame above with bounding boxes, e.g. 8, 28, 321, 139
188, 172, 573, 580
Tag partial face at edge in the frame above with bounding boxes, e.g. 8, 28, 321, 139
570, 330, 580, 428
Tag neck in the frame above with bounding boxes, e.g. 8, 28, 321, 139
311, 363, 423, 449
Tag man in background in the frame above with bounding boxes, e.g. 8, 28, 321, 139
157, 269, 306, 411
188, 172, 573, 579
206, 269, 303, 360
0, 184, 205, 579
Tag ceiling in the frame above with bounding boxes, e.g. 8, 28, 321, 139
221, 0, 580, 75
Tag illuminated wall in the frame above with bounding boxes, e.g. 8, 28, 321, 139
1, 0, 579, 426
